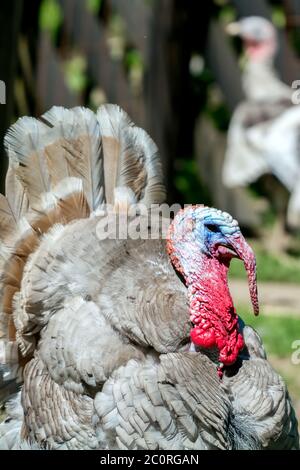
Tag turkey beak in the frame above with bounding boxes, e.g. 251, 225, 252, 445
225, 21, 241, 36
229, 234, 259, 316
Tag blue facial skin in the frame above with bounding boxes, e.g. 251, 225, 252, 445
193, 214, 240, 257
204, 223, 227, 256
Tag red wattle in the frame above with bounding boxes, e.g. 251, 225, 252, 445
188, 267, 245, 367
166, 209, 246, 370
190, 326, 216, 348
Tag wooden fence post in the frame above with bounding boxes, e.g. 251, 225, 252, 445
0, 0, 23, 194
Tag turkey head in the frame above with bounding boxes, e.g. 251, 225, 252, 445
226, 16, 277, 63
167, 206, 259, 372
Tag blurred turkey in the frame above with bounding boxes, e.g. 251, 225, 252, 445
0, 105, 298, 449
223, 16, 300, 237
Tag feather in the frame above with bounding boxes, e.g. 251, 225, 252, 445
121, 125, 166, 206
5, 166, 29, 223
0, 177, 90, 343
4, 107, 104, 212
97, 104, 166, 208
4, 117, 51, 206
0, 195, 16, 241
33, 177, 90, 228
41, 106, 104, 210
97, 104, 133, 205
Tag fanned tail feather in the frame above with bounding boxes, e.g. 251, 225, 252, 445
97, 104, 166, 209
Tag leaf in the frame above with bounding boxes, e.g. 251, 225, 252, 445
86, 0, 102, 15
39, 0, 63, 40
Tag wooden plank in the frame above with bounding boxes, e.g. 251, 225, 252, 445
285, 0, 300, 24
59, 0, 142, 121
144, 0, 173, 183
36, 33, 80, 114
109, 0, 152, 56
144, 0, 201, 200
283, 0, 300, 60
0, 0, 23, 194
232, 0, 270, 17
205, 20, 244, 111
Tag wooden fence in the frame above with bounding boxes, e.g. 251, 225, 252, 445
36, 0, 177, 188
1, 0, 300, 214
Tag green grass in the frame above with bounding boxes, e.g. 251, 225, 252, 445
238, 307, 300, 357
229, 247, 300, 284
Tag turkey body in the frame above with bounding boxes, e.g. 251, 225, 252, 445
0, 105, 298, 450
7, 222, 298, 450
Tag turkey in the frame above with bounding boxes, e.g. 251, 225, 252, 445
0, 104, 298, 450
223, 16, 300, 233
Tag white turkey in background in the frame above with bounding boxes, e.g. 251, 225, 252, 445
223, 16, 300, 230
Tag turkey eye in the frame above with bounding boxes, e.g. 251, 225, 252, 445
206, 224, 219, 233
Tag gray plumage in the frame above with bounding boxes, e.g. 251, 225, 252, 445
0, 105, 298, 450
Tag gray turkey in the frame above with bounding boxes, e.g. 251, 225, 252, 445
223, 16, 300, 232
0, 104, 298, 450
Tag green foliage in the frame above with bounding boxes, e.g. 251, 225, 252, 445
271, 6, 286, 29
125, 49, 144, 94
107, 13, 126, 60
174, 159, 212, 206
86, 0, 102, 15
108, 13, 126, 37
125, 49, 143, 70
39, 0, 63, 41
200, 76, 231, 132
239, 308, 300, 358
64, 55, 88, 93
230, 247, 300, 283
218, 4, 236, 24
260, 207, 277, 228
206, 102, 231, 132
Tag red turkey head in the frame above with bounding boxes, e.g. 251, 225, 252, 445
166, 205, 259, 371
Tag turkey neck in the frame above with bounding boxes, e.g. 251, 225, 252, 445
181, 251, 244, 368
242, 61, 291, 102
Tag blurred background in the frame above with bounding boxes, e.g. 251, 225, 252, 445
0, 0, 299, 425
